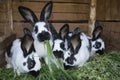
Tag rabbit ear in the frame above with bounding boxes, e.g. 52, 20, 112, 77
72, 27, 80, 35
92, 21, 103, 40
59, 24, 69, 39
40, 1, 53, 22
49, 23, 58, 39
23, 28, 32, 36
70, 33, 81, 54
21, 29, 35, 57
18, 6, 38, 26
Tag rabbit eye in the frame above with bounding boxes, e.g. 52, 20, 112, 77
23, 62, 26, 66
34, 26, 38, 33
94, 41, 101, 49
60, 42, 65, 50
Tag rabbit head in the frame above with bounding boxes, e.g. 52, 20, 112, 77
89, 21, 105, 55
50, 23, 69, 59
18, 1, 53, 42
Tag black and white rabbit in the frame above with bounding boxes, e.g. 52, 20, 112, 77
5, 28, 41, 77
18, 1, 53, 65
50, 23, 69, 59
88, 21, 105, 56
63, 28, 90, 69
47, 23, 69, 68
63, 22, 105, 69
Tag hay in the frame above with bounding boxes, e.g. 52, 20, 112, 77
0, 51, 120, 80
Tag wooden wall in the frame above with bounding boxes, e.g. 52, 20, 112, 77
12, 0, 90, 37
0, 1, 13, 41
96, 0, 120, 51
0, 0, 120, 52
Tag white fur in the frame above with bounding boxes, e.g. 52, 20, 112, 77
63, 33, 90, 67
5, 39, 41, 75
52, 39, 64, 52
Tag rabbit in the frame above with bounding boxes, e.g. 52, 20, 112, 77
18, 1, 53, 65
63, 28, 90, 69
87, 21, 105, 56
5, 28, 41, 77
46, 23, 69, 68
49, 23, 69, 59
63, 22, 105, 69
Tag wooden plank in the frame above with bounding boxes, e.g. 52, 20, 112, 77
52, 23, 88, 32
12, 0, 90, 3
0, 13, 7, 22
0, 23, 6, 37
118, 0, 120, 19
0, 2, 8, 12
12, 2, 90, 13
96, 0, 105, 20
13, 12, 89, 21
111, 0, 119, 20
105, 0, 111, 20
13, 22, 88, 37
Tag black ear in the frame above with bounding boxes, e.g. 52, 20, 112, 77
72, 27, 80, 35
23, 28, 32, 36
18, 6, 38, 26
92, 21, 103, 40
49, 23, 58, 40
40, 1, 53, 22
70, 33, 81, 54
21, 29, 34, 57
59, 24, 69, 40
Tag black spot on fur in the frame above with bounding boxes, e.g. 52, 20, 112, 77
37, 31, 50, 42
96, 48, 104, 55
34, 25, 38, 33
65, 54, 76, 65
29, 70, 40, 77
88, 39, 92, 52
6, 42, 13, 57
53, 50, 64, 58
23, 62, 26, 66
27, 57, 36, 70
60, 42, 65, 50
63, 63, 74, 70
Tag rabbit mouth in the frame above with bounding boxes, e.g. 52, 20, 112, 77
29, 70, 40, 77
96, 48, 104, 55
37, 31, 50, 42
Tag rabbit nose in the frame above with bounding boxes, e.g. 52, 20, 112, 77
96, 48, 104, 55
53, 50, 64, 58
29, 70, 40, 77
37, 31, 50, 42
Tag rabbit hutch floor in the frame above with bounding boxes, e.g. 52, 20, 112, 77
0, 51, 119, 80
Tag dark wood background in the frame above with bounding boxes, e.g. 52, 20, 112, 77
0, 0, 120, 52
